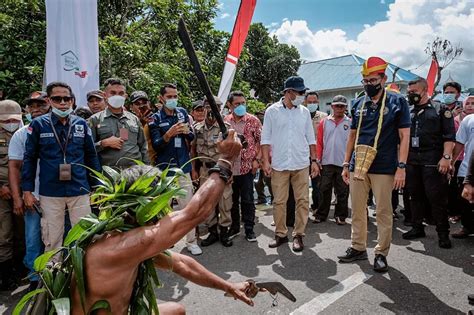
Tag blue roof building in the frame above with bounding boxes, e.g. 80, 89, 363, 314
298, 54, 420, 113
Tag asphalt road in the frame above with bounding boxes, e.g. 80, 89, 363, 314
1, 203, 473, 314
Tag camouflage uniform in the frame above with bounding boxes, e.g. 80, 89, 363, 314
194, 120, 233, 246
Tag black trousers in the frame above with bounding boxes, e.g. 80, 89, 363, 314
255, 171, 273, 202
406, 164, 450, 234
286, 184, 296, 227
447, 160, 463, 216
311, 176, 321, 210
457, 177, 474, 232
316, 165, 349, 219
231, 172, 256, 234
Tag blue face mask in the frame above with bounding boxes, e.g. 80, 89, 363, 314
307, 103, 319, 113
443, 93, 456, 104
25, 113, 32, 122
52, 107, 73, 118
165, 99, 178, 110
233, 104, 247, 117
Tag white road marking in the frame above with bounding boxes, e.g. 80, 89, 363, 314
290, 271, 372, 315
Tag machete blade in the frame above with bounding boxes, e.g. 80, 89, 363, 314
255, 282, 297, 302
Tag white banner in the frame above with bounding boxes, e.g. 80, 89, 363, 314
45, 0, 99, 107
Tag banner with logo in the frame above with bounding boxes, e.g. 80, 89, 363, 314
45, 0, 100, 107
217, 0, 257, 106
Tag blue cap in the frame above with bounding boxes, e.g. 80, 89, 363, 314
283, 76, 308, 92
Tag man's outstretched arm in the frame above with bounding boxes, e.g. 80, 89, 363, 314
154, 252, 254, 306
114, 130, 242, 265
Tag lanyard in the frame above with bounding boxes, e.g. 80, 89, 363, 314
355, 91, 387, 148
49, 113, 73, 163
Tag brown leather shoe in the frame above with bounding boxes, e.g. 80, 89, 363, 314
268, 236, 289, 248
292, 235, 304, 252
451, 227, 471, 239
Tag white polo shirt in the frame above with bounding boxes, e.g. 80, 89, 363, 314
456, 114, 474, 178
8, 125, 40, 198
261, 99, 316, 171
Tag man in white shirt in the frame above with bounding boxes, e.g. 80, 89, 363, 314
261, 76, 319, 252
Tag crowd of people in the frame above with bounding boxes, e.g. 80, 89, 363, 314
0, 55, 473, 294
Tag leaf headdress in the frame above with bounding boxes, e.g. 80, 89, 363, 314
14, 163, 187, 315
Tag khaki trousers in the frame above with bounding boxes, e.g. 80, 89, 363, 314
175, 173, 198, 244
39, 194, 91, 251
199, 166, 232, 227
350, 173, 394, 256
271, 167, 309, 237
0, 199, 13, 262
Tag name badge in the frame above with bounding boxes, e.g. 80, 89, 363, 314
59, 163, 72, 181
411, 137, 419, 148
175, 137, 182, 148
159, 122, 170, 127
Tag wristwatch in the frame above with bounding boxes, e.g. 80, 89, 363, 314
208, 164, 233, 184
311, 159, 318, 164
443, 154, 452, 160
342, 162, 350, 168
397, 162, 406, 169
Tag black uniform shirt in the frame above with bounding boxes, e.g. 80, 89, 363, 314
407, 101, 455, 165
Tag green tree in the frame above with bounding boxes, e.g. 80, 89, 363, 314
240, 23, 300, 104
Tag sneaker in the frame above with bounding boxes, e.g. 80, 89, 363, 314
337, 247, 368, 263
186, 243, 203, 256
245, 231, 257, 242
228, 227, 240, 240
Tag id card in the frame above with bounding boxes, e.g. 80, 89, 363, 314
120, 128, 129, 140
174, 137, 182, 148
59, 164, 72, 181
411, 137, 419, 148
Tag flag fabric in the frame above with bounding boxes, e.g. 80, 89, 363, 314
217, 0, 257, 105
426, 57, 439, 97
45, 0, 100, 107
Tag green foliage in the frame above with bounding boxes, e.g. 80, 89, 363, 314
241, 23, 301, 104
0, 1, 300, 110
17, 163, 186, 314
246, 99, 266, 114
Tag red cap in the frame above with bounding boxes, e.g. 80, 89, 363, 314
361, 56, 387, 76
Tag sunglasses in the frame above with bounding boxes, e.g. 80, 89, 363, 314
332, 104, 347, 108
50, 96, 73, 103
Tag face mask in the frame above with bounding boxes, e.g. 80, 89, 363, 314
292, 95, 305, 106
443, 93, 456, 104
52, 107, 73, 118
1, 122, 20, 133
407, 93, 422, 106
307, 103, 319, 113
364, 83, 382, 98
108, 95, 126, 109
165, 99, 178, 110
233, 104, 247, 117
25, 113, 32, 122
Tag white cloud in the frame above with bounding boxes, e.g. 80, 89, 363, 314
220, 12, 230, 19
272, 0, 474, 88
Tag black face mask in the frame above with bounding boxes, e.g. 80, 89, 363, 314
407, 93, 422, 106
364, 83, 382, 98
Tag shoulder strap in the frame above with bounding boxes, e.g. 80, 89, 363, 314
354, 92, 387, 148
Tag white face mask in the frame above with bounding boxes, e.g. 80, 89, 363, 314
292, 95, 305, 106
108, 95, 126, 109
1, 122, 20, 133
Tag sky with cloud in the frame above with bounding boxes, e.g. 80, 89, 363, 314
214, 0, 474, 89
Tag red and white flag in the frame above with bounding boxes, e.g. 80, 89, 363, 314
426, 57, 439, 97
217, 0, 257, 106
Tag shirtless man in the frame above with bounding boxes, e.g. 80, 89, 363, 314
71, 130, 253, 314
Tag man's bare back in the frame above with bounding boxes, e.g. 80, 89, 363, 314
70, 130, 253, 314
